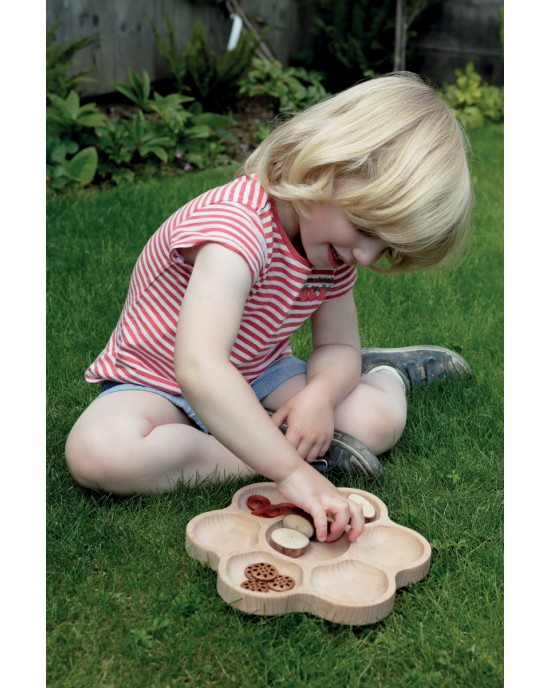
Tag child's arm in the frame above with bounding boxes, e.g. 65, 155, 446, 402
174, 243, 364, 542
269, 292, 362, 461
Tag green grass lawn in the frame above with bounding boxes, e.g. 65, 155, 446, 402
46, 126, 503, 687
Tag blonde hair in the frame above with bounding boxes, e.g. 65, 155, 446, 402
244, 72, 473, 272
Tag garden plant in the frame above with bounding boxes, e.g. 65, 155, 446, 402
46, 15, 502, 196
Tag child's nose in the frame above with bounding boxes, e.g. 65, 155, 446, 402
352, 238, 387, 267
352, 246, 380, 267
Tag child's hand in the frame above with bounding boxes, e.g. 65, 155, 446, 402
270, 389, 335, 462
276, 463, 365, 543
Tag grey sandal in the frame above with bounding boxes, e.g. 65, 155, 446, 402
266, 410, 382, 479
361, 345, 472, 392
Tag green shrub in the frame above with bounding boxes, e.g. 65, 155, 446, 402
238, 58, 330, 114
114, 68, 153, 110
46, 19, 97, 102
151, 16, 261, 112
46, 67, 236, 193
295, 0, 394, 91
107, 68, 235, 176
150, 12, 188, 92
46, 90, 105, 192
439, 61, 504, 128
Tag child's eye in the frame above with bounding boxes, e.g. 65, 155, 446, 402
384, 247, 398, 262
357, 227, 376, 238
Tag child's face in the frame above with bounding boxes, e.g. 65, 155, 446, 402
298, 203, 387, 270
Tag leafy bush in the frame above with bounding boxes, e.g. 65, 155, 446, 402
108, 68, 235, 175
295, 0, 394, 91
44, 20, 248, 194
238, 58, 330, 114
46, 20, 97, 103
93, 103, 235, 187
439, 62, 504, 128
46, 90, 105, 191
150, 12, 189, 93
93, 111, 176, 185
151, 16, 261, 112
46, 63, 236, 193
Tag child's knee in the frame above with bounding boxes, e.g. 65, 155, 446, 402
363, 402, 406, 444
374, 401, 407, 448
65, 427, 102, 489
336, 395, 407, 453
65, 425, 130, 492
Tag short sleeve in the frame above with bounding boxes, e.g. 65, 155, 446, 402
168, 202, 269, 284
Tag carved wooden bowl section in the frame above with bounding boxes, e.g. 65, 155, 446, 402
185, 482, 432, 625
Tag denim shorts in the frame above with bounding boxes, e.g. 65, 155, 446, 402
96, 355, 307, 433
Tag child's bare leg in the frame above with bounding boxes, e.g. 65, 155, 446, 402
333, 371, 407, 454
65, 391, 255, 494
261, 371, 406, 456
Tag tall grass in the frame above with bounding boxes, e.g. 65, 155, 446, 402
46, 126, 503, 687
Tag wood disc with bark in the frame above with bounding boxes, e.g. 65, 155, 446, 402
269, 527, 310, 558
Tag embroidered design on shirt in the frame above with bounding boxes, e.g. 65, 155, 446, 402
299, 276, 334, 302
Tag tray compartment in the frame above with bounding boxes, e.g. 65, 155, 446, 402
309, 559, 391, 604
236, 484, 286, 512
224, 550, 304, 589
355, 524, 430, 572
186, 510, 261, 565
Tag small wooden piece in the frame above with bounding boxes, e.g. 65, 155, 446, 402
246, 495, 271, 510
347, 493, 377, 522
241, 562, 296, 593
269, 527, 310, 558
268, 574, 295, 592
244, 562, 278, 581
282, 512, 315, 539
241, 579, 270, 592
244, 561, 279, 581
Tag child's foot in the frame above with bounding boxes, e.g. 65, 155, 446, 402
361, 345, 472, 392
311, 429, 382, 479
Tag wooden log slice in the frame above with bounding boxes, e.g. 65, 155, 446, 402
269, 527, 310, 558
282, 512, 315, 539
347, 493, 376, 522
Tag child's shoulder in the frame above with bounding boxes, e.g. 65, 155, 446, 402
192, 174, 269, 214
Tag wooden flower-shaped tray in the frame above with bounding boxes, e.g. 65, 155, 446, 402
185, 482, 431, 626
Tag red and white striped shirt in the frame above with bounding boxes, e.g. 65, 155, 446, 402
85, 176, 357, 393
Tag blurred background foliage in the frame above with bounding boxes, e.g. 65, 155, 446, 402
46, 0, 503, 194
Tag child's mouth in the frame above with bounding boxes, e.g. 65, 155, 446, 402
329, 245, 344, 267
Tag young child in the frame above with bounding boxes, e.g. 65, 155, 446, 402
65, 72, 473, 544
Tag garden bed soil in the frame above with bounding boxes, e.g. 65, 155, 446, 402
96, 93, 276, 163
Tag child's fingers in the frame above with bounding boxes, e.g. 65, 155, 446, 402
322, 499, 365, 543
308, 503, 329, 542
324, 507, 349, 543
276, 465, 365, 543
269, 407, 287, 429
342, 502, 365, 542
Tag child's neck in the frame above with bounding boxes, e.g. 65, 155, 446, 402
274, 199, 301, 249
